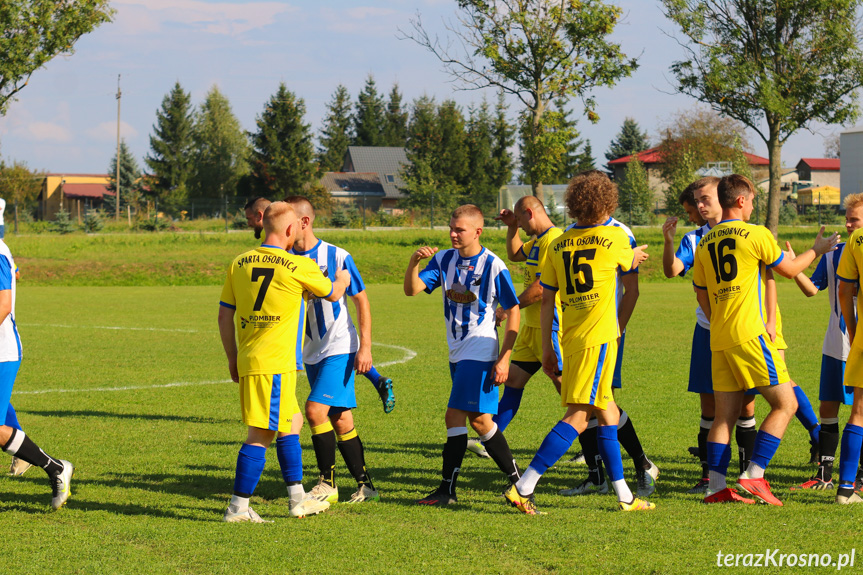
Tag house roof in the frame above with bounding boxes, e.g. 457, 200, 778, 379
319, 172, 385, 196
798, 158, 840, 171
343, 146, 409, 199
607, 146, 769, 166
60, 183, 114, 199
46, 173, 110, 178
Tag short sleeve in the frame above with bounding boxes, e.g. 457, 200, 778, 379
342, 255, 366, 297
809, 255, 829, 291
838, 238, 860, 283
617, 241, 635, 273
758, 228, 783, 268
620, 231, 639, 275
298, 259, 334, 299
494, 267, 520, 310
219, 264, 236, 309
539, 247, 559, 292
675, 234, 695, 276
418, 254, 442, 293
692, 251, 706, 290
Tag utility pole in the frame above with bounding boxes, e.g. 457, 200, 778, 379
115, 74, 122, 221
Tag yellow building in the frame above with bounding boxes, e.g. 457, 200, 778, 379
38, 174, 113, 221
797, 185, 841, 206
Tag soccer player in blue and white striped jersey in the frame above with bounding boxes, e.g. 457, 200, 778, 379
405, 204, 522, 506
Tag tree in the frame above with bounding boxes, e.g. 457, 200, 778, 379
661, 145, 699, 218
604, 117, 650, 173
382, 84, 409, 147
519, 108, 571, 189
402, 0, 638, 204
104, 140, 143, 214
189, 86, 249, 206
617, 155, 653, 225
145, 82, 194, 214
0, 1, 114, 115
464, 99, 497, 214
353, 75, 385, 146
248, 84, 315, 198
0, 159, 44, 220
662, 0, 863, 233
548, 98, 587, 184
434, 100, 469, 188
317, 85, 353, 173
489, 90, 516, 190
574, 140, 595, 173
401, 96, 458, 216
825, 133, 841, 159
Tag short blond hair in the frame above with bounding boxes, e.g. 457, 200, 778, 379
263, 201, 296, 235
845, 193, 863, 211
451, 204, 484, 226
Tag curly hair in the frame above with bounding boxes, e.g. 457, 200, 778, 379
565, 170, 618, 225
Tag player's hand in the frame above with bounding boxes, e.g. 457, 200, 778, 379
228, 360, 239, 383
631, 244, 649, 269
492, 358, 509, 385
354, 346, 372, 374
766, 320, 777, 343
812, 226, 840, 255
784, 240, 797, 260
494, 306, 507, 326
411, 246, 438, 265
335, 268, 351, 287
662, 217, 678, 243
495, 209, 517, 228
541, 349, 558, 379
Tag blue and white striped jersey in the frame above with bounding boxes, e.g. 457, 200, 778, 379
811, 243, 854, 361
418, 247, 519, 363
675, 223, 712, 330
290, 239, 365, 364
0, 240, 21, 362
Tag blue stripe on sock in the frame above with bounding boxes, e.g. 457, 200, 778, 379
597, 425, 625, 482
234, 443, 267, 496
839, 424, 863, 484
529, 420, 579, 475
276, 434, 303, 483
751, 430, 781, 470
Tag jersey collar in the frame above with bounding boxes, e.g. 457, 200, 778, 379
719, 219, 742, 224
260, 243, 281, 249
291, 238, 322, 256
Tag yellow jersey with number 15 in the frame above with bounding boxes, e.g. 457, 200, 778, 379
692, 220, 783, 351
521, 226, 563, 329
539, 224, 634, 355
220, 244, 333, 377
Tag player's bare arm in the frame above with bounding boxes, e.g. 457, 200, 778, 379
695, 286, 712, 321
839, 279, 857, 346
217, 305, 239, 383
773, 226, 840, 279
618, 271, 640, 334
325, 268, 351, 302
764, 267, 778, 342
496, 209, 526, 262
495, 278, 542, 325
662, 217, 685, 278
350, 290, 373, 374
784, 241, 820, 297
540, 289, 558, 379
493, 304, 520, 385
404, 246, 439, 296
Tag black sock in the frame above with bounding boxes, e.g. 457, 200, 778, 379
337, 432, 374, 490
311, 429, 337, 487
698, 416, 712, 478
618, 411, 650, 470
819, 421, 840, 481
578, 424, 605, 484
440, 433, 468, 495
2, 429, 63, 477
735, 417, 757, 475
481, 427, 520, 484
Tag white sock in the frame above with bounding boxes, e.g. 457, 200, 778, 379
228, 494, 249, 513
515, 466, 542, 494
745, 462, 765, 479
479, 423, 498, 443
708, 470, 727, 492
287, 484, 305, 505
611, 479, 633, 503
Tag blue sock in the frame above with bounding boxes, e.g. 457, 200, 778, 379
793, 386, 819, 441
839, 424, 863, 485
751, 430, 781, 471
233, 443, 267, 497
706, 441, 732, 475
275, 434, 303, 484
597, 425, 625, 482
528, 420, 579, 475
493, 387, 524, 433
4, 404, 21, 430
364, 366, 381, 386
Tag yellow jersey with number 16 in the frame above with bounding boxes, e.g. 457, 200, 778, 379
220, 245, 333, 377
691, 220, 783, 351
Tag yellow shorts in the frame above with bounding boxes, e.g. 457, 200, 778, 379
511, 325, 562, 366
561, 339, 618, 410
712, 335, 790, 392
844, 345, 863, 388
239, 372, 299, 433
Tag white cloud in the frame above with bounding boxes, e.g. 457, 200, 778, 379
112, 0, 298, 36
321, 6, 401, 34
86, 121, 139, 142
24, 122, 74, 143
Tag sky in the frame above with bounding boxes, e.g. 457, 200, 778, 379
0, 0, 850, 177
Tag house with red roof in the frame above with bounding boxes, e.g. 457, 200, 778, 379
38, 174, 114, 221
796, 158, 840, 190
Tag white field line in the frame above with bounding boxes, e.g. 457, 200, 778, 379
25, 323, 200, 334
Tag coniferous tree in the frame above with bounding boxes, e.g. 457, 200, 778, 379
317, 85, 353, 172
465, 99, 496, 214
604, 117, 650, 173
489, 90, 515, 190
145, 81, 194, 214
575, 141, 595, 173
550, 98, 585, 184
616, 155, 653, 225
402, 96, 445, 211
105, 140, 143, 214
353, 75, 385, 146
381, 84, 409, 147
189, 86, 249, 204
434, 100, 468, 189
248, 83, 315, 198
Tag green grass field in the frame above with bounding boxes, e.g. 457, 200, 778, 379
1, 227, 860, 574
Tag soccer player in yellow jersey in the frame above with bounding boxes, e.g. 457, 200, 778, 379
219, 201, 351, 522
504, 170, 653, 514
692, 174, 838, 505
464, 196, 562, 459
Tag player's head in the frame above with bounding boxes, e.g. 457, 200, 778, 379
262, 201, 298, 249
513, 195, 549, 235
244, 197, 271, 239
450, 204, 484, 253
683, 177, 720, 225
844, 193, 863, 236
565, 170, 617, 225
717, 174, 756, 220
282, 195, 315, 239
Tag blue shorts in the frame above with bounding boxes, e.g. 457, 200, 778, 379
4, 404, 20, 429
448, 360, 498, 414
0, 360, 20, 421
688, 324, 713, 394
306, 352, 357, 410
820, 355, 853, 404
612, 333, 625, 389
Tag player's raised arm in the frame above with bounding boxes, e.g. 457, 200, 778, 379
662, 217, 685, 278
496, 209, 527, 262
784, 241, 820, 297
404, 246, 438, 296
773, 226, 840, 279
326, 268, 351, 302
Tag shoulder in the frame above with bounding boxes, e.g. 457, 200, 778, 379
606, 217, 635, 240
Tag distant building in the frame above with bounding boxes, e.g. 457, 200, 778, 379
796, 158, 841, 189
318, 172, 386, 211
841, 126, 863, 201
336, 146, 409, 211
38, 174, 113, 220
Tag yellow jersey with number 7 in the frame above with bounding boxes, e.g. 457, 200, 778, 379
220, 245, 333, 377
